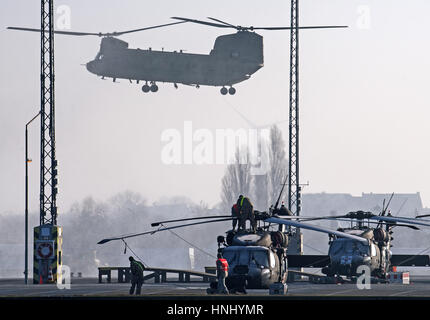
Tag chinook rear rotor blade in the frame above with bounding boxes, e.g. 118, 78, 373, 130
172, 17, 347, 32
7, 21, 187, 37
265, 217, 368, 243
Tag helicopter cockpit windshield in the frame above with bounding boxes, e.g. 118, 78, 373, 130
94, 52, 104, 60
223, 247, 271, 269
329, 239, 370, 256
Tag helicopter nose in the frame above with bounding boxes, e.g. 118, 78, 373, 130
86, 61, 97, 74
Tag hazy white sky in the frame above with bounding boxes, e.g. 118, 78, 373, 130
1, 0, 430, 216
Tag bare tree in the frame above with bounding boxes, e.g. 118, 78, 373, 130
268, 125, 288, 207
252, 139, 270, 211
220, 146, 252, 212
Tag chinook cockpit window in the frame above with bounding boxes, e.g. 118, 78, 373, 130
94, 52, 104, 60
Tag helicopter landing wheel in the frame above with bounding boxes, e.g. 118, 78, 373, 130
220, 87, 228, 95
228, 87, 236, 95
142, 84, 150, 93
150, 84, 158, 93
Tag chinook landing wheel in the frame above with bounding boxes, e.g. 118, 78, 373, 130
150, 84, 158, 92
228, 87, 236, 95
220, 87, 228, 95
142, 84, 150, 93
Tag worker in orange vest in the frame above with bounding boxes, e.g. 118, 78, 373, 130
216, 253, 229, 294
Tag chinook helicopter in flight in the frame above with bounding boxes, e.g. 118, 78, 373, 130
8, 17, 346, 94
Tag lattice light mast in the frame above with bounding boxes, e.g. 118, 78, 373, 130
288, 0, 300, 219
33, 0, 62, 285
39, 0, 58, 225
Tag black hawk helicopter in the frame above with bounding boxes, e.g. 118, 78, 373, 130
287, 196, 430, 282
97, 185, 368, 291
8, 17, 346, 94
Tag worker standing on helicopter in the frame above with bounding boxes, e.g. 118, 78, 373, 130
231, 203, 240, 231
237, 195, 256, 232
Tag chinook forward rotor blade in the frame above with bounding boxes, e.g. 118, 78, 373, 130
98, 217, 233, 244
7, 21, 186, 37
151, 215, 233, 227
265, 217, 368, 243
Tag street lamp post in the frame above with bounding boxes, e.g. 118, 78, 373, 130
25, 111, 40, 284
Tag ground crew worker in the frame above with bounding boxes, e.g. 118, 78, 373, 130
279, 202, 293, 216
237, 195, 256, 232
231, 203, 240, 231
216, 253, 229, 294
129, 256, 145, 295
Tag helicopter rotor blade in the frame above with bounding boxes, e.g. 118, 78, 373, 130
7, 21, 187, 37
151, 215, 233, 227
172, 17, 347, 32
319, 217, 420, 230
7, 26, 102, 36
302, 211, 430, 228
207, 17, 237, 28
416, 214, 430, 219
98, 229, 158, 244
98, 217, 234, 244
108, 21, 187, 36
369, 215, 430, 228
171, 17, 234, 29
296, 214, 349, 222
252, 25, 348, 30
265, 217, 368, 243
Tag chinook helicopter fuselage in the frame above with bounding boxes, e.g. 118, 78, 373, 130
86, 32, 263, 93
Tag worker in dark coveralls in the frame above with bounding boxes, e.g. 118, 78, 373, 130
231, 203, 240, 231
216, 253, 229, 294
237, 195, 256, 232
279, 203, 293, 216
129, 256, 145, 295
